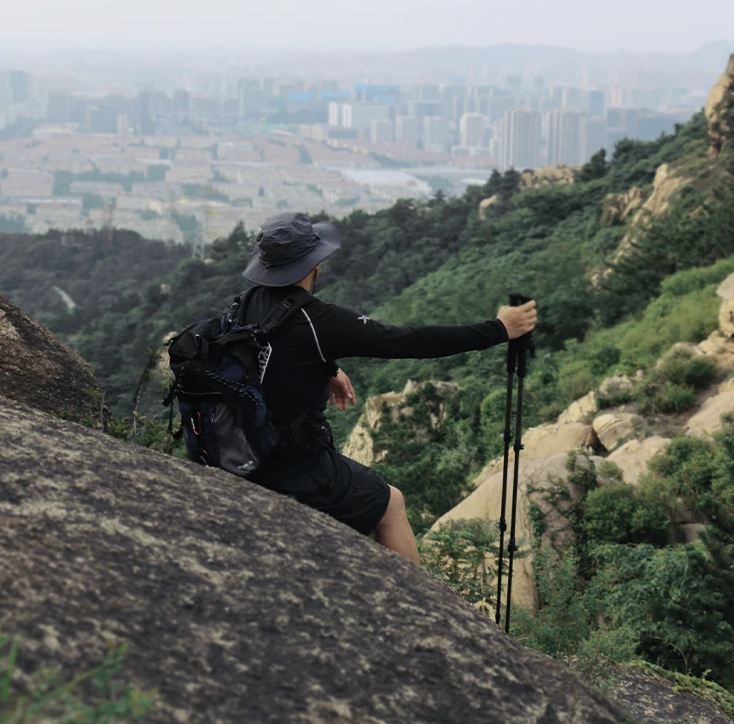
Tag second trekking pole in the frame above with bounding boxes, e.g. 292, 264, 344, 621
494, 293, 534, 633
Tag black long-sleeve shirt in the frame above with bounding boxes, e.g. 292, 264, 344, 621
242, 285, 508, 463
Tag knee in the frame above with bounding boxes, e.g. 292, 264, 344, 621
385, 485, 406, 518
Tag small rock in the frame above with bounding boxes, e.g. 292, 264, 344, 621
558, 391, 598, 425
593, 413, 643, 452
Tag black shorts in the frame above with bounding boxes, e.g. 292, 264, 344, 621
252, 447, 391, 536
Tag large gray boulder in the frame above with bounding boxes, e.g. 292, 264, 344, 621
0, 293, 103, 425
0, 396, 626, 724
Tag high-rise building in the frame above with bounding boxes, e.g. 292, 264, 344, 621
417, 84, 440, 101
328, 102, 343, 127
395, 115, 418, 147
584, 90, 605, 118
499, 108, 541, 170
460, 113, 485, 147
370, 118, 394, 144
342, 102, 391, 130
547, 109, 586, 166
607, 107, 639, 137
9, 71, 30, 103
562, 86, 583, 110
580, 116, 608, 161
423, 116, 448, 150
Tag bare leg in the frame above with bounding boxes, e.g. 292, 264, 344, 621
375, 485, 420, 565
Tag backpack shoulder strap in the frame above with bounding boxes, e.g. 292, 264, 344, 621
257, 287, 312, 337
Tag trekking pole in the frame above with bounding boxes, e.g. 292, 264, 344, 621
503, 293, 534, 634
494, 331, 517, 626
495, 294, 533, 633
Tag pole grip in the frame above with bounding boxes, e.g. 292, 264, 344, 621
509, 292, 532, 308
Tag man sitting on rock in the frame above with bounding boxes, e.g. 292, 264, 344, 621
242, 212, 537, 564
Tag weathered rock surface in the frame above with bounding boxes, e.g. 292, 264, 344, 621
607, 437, 671, 486
686, 377, 734, 438
434, 453, 604, 612
520, 164, 579, 189
0, 397, 630, 724
705, 53, 734, 158
558, 391, 598, 425
598, 373, 639, 398
0, 293, 103, 425
479, 420, 595, 482
478, 194, 499, 220
593, 412, 642, 451
600, 187, 646, 227
611, 665, 732, 724
717, 270, 734, 338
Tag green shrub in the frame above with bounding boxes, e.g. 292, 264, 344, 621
0, 635, 154, 723
583, 484, 670, 546
512, 546, 590, 657
657, 352, 716, 390
420, 519, 500, 615
633, 351, 716, 415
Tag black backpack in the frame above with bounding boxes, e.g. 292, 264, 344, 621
163, 287, 310, 477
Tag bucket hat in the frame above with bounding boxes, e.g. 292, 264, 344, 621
243, 212, 341, 287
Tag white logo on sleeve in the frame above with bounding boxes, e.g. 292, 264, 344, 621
358, 314, 370, 325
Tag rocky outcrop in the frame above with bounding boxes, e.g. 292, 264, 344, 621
558, 390, 598, 425
593, 412, 643, 451
0, 293, 103, 426
433, 453, 604, 612
600, 187, 646, 227
342, 380, 458, 467
716, 270, 734, 338
478, 194, 499, 220
607, 437, 671, 486
685, 377, 734, 439
611, 665, 732, 724
705, 53, 734, 158
0, 397, 627, 724
520, 164, 579, 189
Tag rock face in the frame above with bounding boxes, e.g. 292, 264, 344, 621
607, 437, 671, 486
611, 665, 732, 724
593, 412, 643, 452
0, 397, 626, 724
478, 194, 499, 220
520, 164, 579, 189
717, 270, 734, 338
600, 187, 647, 227
0, 293, 103, 426
558, 391, 598, 425
705, 53, 734, 158
686, 377, 734, 439
433, 453, 604, 612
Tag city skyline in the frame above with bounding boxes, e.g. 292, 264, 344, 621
1, 0, 733, 54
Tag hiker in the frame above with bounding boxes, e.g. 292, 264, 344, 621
241, 212, 537, 565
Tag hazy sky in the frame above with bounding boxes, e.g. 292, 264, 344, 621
1, 0, 732, 54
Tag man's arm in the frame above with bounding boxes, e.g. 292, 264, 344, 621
306, 300, 511, 361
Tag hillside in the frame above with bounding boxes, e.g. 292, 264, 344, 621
1, 51, 733, 719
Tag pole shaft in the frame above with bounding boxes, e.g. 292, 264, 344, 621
494, 351, 515, 626
504, 369, 526, 634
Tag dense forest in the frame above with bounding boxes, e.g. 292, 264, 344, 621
2, 75, 734, 714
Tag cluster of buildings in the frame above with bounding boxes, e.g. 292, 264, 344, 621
0, 65, 701, 172
322, 80, 691, 169
0, 61, 707, 242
